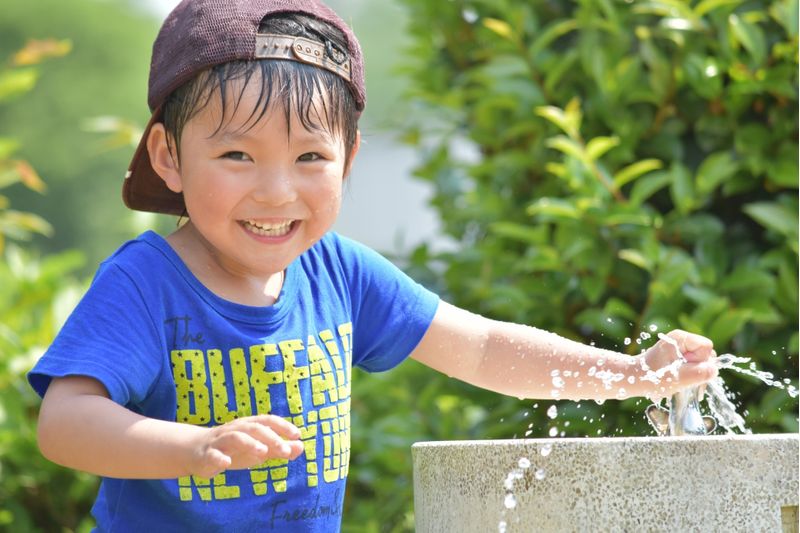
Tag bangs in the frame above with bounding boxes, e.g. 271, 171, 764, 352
162, 59, 358, 158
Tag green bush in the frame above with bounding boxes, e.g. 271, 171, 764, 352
345, 0, 798, 530
0, 40, 95, 532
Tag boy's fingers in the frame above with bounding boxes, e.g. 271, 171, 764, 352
251, 414, 302, 440
235, 422, 296, 458
665, 330, 714, 362
205, 448, 232, 473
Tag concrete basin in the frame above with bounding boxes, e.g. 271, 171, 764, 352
412, 434, 798, 532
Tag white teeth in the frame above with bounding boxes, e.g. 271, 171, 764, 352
243, 220, 294, 237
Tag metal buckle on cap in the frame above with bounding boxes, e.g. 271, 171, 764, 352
254, 34, 352, 82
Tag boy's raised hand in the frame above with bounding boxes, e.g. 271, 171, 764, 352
639, 329, 718, 400
188, 415, 305, 479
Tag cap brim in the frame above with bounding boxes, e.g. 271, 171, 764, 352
123, 108, 186, 216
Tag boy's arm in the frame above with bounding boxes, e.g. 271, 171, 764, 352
37, 376, 304, 479
410, 301, 717, 401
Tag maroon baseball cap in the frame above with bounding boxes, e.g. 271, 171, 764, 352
123, 0, 366, 216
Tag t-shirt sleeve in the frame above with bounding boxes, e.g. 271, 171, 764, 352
27, 262, 163, 407
333, 235, 439, 373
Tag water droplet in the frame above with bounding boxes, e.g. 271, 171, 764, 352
548, 426, 558, 437
547, 405, 558, 419
623, 337, 632, 346
540, 444, 552, 457
534, 468, 546, 480
649, 324, 658, 332
518, 457, 531, 469
462, 7, 479, 23
552, 377, 565, 388
504, 493, 517, 509
627, 376, 636, 384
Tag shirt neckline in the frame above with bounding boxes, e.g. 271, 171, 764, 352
138, 230, 299, 325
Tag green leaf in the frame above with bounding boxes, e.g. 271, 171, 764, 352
526, 197, 581, 219
603, 212, 653, 226
694, 0, 744, 16
544, 49, 579, 94
613, 159, 663, 188
769, 0, 798, 37
683, 54, 723, 99
719, 264, 776, 294
585, 136, 620, 161
765, 143, 799, 188
0, 210, 53, 238
483, 18, 514, 40
633, 1, 698, 23
670, 164, 695, 214
529, 19, 579, 59
0, 68, 39, 102
536, 98, 582, 137
545, 135, 585, 160
729, 14, 767, 65
580, 275, 606, 304
743, 201, 797, 236
602, 298, 639, 321
489, 222, 547, 245
696, 151, 739, 196
619, 249, 651, 271
0, 138, 20, 160
707, 308, 752, 347
630, 171, 671, 206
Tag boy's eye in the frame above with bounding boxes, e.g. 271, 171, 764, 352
221, 151, 251, 162
297, 152, 322, 162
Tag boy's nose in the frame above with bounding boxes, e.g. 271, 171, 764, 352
251, 172, 298, 205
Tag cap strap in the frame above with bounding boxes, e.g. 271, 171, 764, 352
255, 34, 352, 82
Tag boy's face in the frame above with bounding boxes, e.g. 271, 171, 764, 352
149, 75, 358, 279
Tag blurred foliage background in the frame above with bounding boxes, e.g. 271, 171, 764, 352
0, 0, 797, 532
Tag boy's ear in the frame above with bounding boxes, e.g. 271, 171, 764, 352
147, 122, 183, 193
343, 130, 361, 179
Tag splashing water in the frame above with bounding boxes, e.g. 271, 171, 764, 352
645, 334, 797, 434
704, 377, 748, 434
716, 353, 798, 398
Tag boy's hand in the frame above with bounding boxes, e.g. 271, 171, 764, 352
639, 329, 718, 400
187, 415, 304, 479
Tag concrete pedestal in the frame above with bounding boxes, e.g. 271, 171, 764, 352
412, 434, 799, 532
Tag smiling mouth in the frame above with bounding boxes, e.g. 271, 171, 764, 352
241, 219, 296, 237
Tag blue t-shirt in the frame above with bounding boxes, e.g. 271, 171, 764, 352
28, 231, 439, 532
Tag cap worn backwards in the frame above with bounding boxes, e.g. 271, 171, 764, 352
123, 0, 366, 216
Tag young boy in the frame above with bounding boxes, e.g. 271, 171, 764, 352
28, 0, 718, 531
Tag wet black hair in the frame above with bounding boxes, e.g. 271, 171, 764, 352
161, 12, 360, 166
